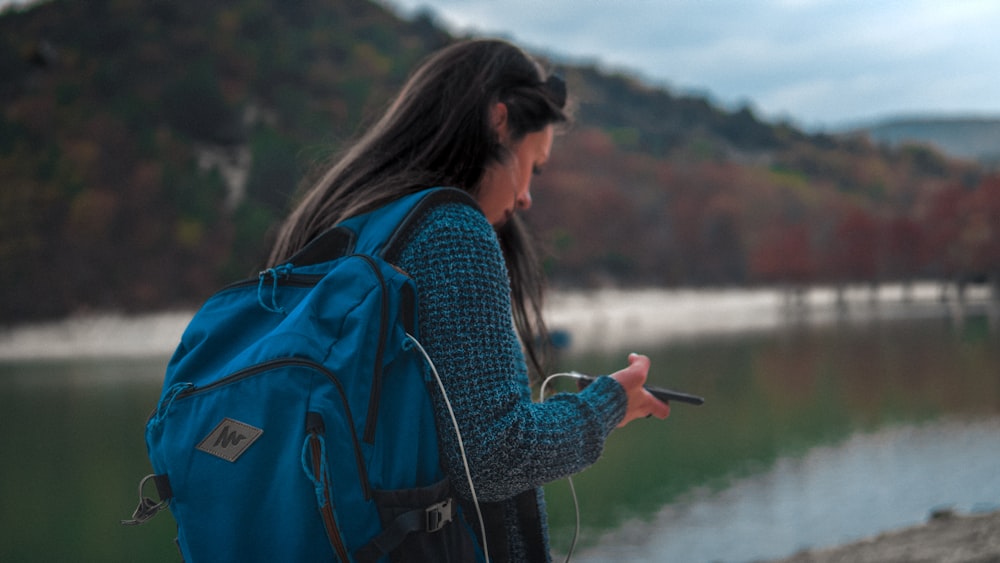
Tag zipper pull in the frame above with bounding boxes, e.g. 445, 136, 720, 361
300, 412, 329, 507
257, 264, 293, 314
150, 382, 193, 429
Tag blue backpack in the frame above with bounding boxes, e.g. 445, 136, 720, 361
124, 188, 486, 562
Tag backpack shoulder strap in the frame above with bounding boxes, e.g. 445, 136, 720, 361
379, 188, 480, 264
286, 188, 480, 267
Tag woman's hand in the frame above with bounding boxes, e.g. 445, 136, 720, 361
610, 353, 671, 427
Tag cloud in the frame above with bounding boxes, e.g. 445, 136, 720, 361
385, 0, 1000, 128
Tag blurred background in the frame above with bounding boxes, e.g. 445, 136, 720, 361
1, 1, 998, 561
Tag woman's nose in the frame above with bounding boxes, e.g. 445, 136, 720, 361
516, 190, 532, 210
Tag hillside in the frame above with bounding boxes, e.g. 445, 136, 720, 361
855, 117, 1000, 167
1, 0, 998, 323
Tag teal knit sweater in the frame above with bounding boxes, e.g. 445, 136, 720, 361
396, 201, 628, 561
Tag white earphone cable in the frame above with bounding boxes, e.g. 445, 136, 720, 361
406, 333, 491, 563
539, 371, 590, 563
407, 333, 592, 563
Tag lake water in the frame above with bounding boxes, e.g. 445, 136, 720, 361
1, 292, 998, 562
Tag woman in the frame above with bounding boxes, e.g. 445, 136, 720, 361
268, 38, 670, 561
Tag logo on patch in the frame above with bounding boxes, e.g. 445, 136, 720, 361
196, 418, 263, 462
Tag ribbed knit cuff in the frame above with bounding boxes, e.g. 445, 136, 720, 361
582, 375, 628, 434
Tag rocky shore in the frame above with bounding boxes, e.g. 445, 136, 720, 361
764, 510, 1000, 563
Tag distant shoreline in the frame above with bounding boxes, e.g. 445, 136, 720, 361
0, 282, 996, 361
0, 310, 194, 361
547, 282, 998, 354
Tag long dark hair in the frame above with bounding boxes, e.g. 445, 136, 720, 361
267, 39, 568, 381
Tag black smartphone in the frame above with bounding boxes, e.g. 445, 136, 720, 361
574, 373, 705, 406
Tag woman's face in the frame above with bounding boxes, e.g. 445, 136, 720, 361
477, 124, 554, 227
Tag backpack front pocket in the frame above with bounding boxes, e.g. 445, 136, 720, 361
146, 359, 378, 562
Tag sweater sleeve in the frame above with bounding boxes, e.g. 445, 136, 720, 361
396, 201, 628, 502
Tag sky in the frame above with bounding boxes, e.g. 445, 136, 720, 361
3, 0, 997, 131
381, 0, 1000, 131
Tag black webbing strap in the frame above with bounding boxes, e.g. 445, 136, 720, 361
285, 226, 355, 267
462, 489, 546, 563
357, 490, 546, 561
354, 498, 456, 563
475, 500, 511, 562
515, 489, 548, 563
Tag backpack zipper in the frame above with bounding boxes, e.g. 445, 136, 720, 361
206, 255, 394, 446
305, 412, 351, 562
355, 254, 391, 445
173, 358, 373, 500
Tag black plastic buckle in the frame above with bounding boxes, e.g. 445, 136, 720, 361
425, 498, 453, 533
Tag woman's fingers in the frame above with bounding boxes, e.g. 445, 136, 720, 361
611, 353, 670, 426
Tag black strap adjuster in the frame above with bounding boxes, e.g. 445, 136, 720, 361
354, 496, 458, 562
425, 498, 453, 533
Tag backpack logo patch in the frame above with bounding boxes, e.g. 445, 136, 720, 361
196, 418, 263, 462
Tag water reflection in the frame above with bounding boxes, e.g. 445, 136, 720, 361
571, 417, 1000, 563
0, 311, 998, 562
544, 314, 1000, 561
0, 358, 176, 562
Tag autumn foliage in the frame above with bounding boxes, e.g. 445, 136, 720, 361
530, 124, 997, 290
1, 0, 998, 323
